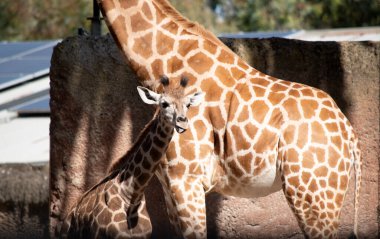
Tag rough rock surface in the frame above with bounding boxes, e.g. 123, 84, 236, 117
0, 164, 49, 239
2, 35, 378, 238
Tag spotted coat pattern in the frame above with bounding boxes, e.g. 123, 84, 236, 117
98, 0, 362, 238
60, 80, 200, 238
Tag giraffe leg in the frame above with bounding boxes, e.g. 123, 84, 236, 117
157, 169, 207, 239
281, 160, 349, 239
173, 177, 207, 239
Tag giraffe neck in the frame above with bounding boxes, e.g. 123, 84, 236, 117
98, 0, 238, 89
117, 113, 173, 202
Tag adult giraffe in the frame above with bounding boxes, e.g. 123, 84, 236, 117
97, 0, 362, 238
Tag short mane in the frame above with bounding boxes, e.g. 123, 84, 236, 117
153, 0, 234, 54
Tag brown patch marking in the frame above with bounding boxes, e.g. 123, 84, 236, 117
201, 79, 223, 101
97, 208, 112, 225
231, 125, 251, 151
194, 120, 207, 140
339, 175, 348, 191
291, 165, 300, 173
238, 106, 249, 122
271, 83, 288, 92
289, 89, 300, 97
189, 162, 202, 174
130, 12, 152, 32
203, 41, 217, 54
161, 21, 179, 35
302, 172, 311, 185
301, 99, 319, 119
301, 88, 314, 97
150, 58, 164, 80
314, 166, 328, 177
228, 159, 244, 178
156, 31, 175, 55
253, 129, 276, 154
268, 92, 286, 105
231, 67, 245, 79
328, 172, 338, 189
283, 98, 301, 120
238, 153, 252, 173
169, 163, 186, 179
141, 2, 153, 20
180, 143, 195, 160
208, 106, 225, 130
286, 148, 299, 163
302, 151, 314, 169
113, 212, 125, 222
311, 121, 328, 144
244, 123, 258, 140
297, 123, 309, 149
132, 33, 153, 59
167, 56, 183, 73
328, 146, 340, 168
251, 77, 271, 87
253, 86, 266, 97
238, 83, 253, 102
188, 52, 214, 74
284, 125, 296, 145
110, 16, 128, 46
215, 66, 235, 87
217, 49, 234, 64
178, 39, 199, 56
250, 100, 270, 123
120, 0, 138, 8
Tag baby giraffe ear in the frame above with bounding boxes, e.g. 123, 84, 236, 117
137, 86, 160, 105
187, 91, 205, 107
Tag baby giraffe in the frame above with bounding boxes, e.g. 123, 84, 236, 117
60, 76, 204, 239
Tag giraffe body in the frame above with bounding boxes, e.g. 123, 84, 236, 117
59, 76, 204, 238
98, 1, 362, 238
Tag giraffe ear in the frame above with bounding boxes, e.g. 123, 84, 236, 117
187, 91, 204, 107
137, 86, 160, 105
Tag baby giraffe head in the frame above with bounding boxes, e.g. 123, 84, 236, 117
137, 75, 204, 133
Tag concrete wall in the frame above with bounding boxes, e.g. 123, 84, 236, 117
0, 35, 374, 238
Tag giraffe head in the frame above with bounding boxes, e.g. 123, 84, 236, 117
137, 75, 204, 133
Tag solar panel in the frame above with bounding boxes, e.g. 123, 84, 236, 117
11, 94, 50, 113
0, 40, 57, 114
0, 40, 59, 90
0, 41, 46, 58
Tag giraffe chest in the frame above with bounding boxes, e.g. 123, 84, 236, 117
214, 147, 283, 198
211, 109, 283, 197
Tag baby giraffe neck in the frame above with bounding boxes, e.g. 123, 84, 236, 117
119, 114, 174, 200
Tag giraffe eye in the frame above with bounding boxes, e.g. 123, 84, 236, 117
186, 103, 191, 108
161, 102, 169, 108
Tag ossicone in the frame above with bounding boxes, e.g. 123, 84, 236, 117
180, 76, 188, 88
160, 75, 169, 86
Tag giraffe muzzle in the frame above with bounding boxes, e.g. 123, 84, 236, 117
175, 126, 186, 133
175, 116, 188, 133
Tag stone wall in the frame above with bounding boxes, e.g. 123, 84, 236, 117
45, 35, 378, 238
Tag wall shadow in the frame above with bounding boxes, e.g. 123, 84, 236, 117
49, 35, 162, 237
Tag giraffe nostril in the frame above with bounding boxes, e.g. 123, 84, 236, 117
177, 116, 187, 122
